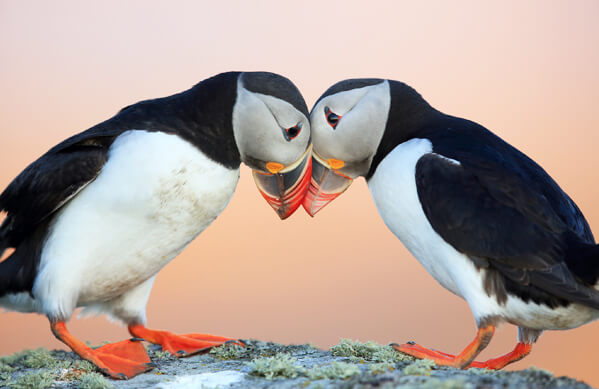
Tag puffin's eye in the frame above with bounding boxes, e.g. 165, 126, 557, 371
324, 106, 341, 129
284, 122, 302, 141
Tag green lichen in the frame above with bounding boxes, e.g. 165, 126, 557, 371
330, 339, 381, 359
78, 372, 114, 389
307, 361, 361, 380
0, 348, 82, 371
0, 348, 58, 369
330, 339, 413, 363
0, 352, 20, 366
369, 361, 395, 374
75, 360, 100, 373
152, 349, 176, 360
209, 344, 248, 360
144, 344, 174, 361
0, 361, 17, 373
20, 349, 57, 369
248, 353, 306, 380
372, 345, 413, 363
402, 359, 436, 376
5, 370, 56, 389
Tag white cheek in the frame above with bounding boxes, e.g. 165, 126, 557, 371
233, 86, 309, 166
311, 81, 390, 163
232, 88, 275, 154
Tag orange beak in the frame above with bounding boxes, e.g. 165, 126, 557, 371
302, 152, 353, 216
252, 146, 312, 220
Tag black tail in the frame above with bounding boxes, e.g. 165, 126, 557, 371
566, 239, 599, 287
0, 238, 39, 298
0, 253, 30, 298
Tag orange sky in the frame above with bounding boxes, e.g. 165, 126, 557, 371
1, 0, 599, 385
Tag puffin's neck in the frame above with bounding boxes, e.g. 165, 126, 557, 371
366, 81, 443, 180
166, 72, 242, 169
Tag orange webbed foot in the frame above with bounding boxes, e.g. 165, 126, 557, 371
467, 342, 532, 370
129, 324, 244, 357
392, 325, 532, 370
86, 339, 154, 379
392, 325, 495, 369
51, 322, 153, 379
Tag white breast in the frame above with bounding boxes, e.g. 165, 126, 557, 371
33, 130, 239, 319
367, 138, 599, 330
368, 139, 466, 296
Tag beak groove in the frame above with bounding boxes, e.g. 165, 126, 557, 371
302, 152, 353, 216
252, 145, 313, 220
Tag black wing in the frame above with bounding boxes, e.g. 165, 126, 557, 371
0, 136, 113, 296
0, 137, 112, 248
415, 151, 599, 309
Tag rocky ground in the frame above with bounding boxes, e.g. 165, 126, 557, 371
0, 339, 593, 389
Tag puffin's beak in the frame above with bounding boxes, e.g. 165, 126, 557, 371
302, 152, 353, 217
252, 145, 312, 220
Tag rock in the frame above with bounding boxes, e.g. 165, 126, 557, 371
0, 339, 592, 388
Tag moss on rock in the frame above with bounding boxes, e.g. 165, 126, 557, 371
307, 361, 361, 380
369, 361, 396, 374
402, 359, 436, 376
5, 370, 56, 389
210, 343, 248, 360
330, 339, 414, 363
248, 353, 306, 380
78, 372, 114, 389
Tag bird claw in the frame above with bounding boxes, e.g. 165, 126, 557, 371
130, 337, 145, 342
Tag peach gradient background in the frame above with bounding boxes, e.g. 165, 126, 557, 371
1, 0, 599, 385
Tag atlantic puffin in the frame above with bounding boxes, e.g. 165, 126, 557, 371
303, 78, 599, 369
0, 71, 312, 379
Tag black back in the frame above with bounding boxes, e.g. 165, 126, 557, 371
0, 72, 243, 297
58, 71, 242, 169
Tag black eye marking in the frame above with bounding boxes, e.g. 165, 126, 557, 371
283, 122, 302, 141
324, 106, 341, 129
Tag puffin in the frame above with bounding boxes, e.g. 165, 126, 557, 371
303, 78, 599, 369
0, 71, 312, 379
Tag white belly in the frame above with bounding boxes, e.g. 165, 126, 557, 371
368, 139, 464, 297
367, 138, 599, 330
33, 130, 239, 319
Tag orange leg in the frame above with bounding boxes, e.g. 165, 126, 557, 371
468, 342, 533, 369
393, 325, 495, 368
128, 324, 244, 357
51, 321, 153, 379
393, 325, 533, 370
398, 340, 532, 369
